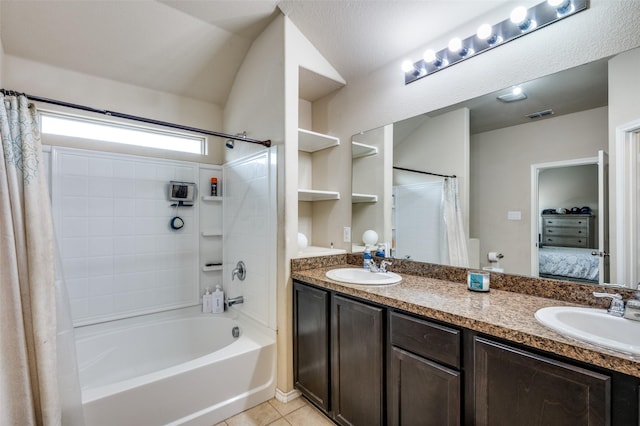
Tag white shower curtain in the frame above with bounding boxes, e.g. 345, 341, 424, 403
442, 178, 469, 267
0, 94, 61, 424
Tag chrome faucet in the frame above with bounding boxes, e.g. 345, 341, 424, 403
379, 260, 392, 273
226, 296, 244, 307
593, 292, 625, 317
232, 261, 246, 281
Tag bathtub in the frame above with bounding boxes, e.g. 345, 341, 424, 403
75, 308, 276, 426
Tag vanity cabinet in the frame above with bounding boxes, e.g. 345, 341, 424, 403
292, 281, 384, 425
293, 282, 330, 411
332, 295, 385, 426
471, 336, 610, 425
388, 312, 461, 426
293, 279, 640, 425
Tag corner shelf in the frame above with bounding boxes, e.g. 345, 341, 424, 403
298, 128, 340, 152
201, 195, 223, 202
351, 141, 378, 158
298, 189, 341, 201
352, 193, 378, 203
202, 264, 223, 272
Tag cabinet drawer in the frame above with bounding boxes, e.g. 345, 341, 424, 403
543, 226, 589, 238
543, 217, 591, 228
543, 236, 589, 247
390, 311, 461, 369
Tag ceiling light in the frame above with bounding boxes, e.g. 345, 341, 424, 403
402, 0, 587, 85
497, 87, 528, 102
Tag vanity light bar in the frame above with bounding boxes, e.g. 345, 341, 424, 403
403, 0, 588, 85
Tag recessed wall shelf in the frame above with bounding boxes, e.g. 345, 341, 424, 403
201, 230, 222, 237
352, 141, 378, 158
202, 265, 223, 272
298, 128, 340, 152
352, 193, 378, 203
201, 195, 223, 202
298, 189, 341, 202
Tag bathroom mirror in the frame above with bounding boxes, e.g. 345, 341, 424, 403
351, 56, 620, 285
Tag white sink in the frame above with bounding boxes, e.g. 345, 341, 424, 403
535, 306, 640, 357
326, 268, 402, 285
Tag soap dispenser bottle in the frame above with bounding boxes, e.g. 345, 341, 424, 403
212, 285, 224, 314
364, 246, 372, 270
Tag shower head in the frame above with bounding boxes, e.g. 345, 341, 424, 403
225, 139, 235, 149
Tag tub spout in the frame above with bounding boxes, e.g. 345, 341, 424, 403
226, 296, 244, 307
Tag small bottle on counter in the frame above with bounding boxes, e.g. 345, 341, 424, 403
210, 177, 218, 196
364, 246, 372, 270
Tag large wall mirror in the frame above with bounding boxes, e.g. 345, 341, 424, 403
351, 51, 640, 288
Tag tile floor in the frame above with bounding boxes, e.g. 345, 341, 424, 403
215, 397, 335, 426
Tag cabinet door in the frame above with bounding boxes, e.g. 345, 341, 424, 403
332, 295, 384, 426
389, 347, 461, 426
473, 337, 610, 426
293, 282, 330, 412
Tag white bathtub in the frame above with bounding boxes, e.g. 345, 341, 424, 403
75, 309, 276, 426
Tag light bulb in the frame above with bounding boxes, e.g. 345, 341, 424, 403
448, 37, 462, 52
401, 60, 414, 73
548, 0, 567, 6
512, 86, 523, 96
477, 24, 493, 40
423, 49, 437, 63
510, 6, 528, 24
548, 0, 573, 15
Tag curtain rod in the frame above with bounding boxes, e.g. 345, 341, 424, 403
0, 89, 271, 148
393, 166, 456, 179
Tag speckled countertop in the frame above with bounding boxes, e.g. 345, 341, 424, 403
291, 256, 640, 379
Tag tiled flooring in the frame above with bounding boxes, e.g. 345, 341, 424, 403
215, 397, 335, 426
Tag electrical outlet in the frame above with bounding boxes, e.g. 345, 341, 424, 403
343, 226, 351, 242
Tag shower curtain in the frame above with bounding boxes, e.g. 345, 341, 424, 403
0, 94, 61, 424
442, 178, 469, 267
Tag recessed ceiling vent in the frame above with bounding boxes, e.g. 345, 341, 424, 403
526, 109, 555, 119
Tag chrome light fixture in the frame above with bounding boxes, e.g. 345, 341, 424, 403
402, 0, 587, 85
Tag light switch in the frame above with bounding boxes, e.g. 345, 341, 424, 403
507, 211, 522, 220
343, 226, 351, 242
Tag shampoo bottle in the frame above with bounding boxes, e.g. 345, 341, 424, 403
212, 285, 224, 314
202, 289, 212, 313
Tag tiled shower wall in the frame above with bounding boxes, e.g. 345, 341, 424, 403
51, 147, 199, 326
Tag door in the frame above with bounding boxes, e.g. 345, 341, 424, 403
595, 150, 610, 284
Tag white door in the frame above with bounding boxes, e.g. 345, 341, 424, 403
594, 150, 609, 284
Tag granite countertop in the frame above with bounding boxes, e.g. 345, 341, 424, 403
292, 263, 640, 379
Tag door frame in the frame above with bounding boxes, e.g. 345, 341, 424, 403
615, 118, 640, 289
530, 156, 599, 278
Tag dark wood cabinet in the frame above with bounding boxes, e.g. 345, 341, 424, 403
388, 311, 461, 426
332, 294, 384, 426
389, 346, 461, 426
472, 336, 610, 426
293, 281, 331, 411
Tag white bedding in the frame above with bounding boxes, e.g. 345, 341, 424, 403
538, 246, 599, 282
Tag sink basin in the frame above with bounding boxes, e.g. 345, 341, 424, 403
326, 268, 402, 285
535, 306, 640, 357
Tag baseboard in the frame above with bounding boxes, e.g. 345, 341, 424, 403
275, 387, 302, 403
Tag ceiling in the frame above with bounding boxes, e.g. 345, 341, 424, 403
0, 0, 606, 131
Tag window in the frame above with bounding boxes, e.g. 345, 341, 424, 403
40, 112, 205, 154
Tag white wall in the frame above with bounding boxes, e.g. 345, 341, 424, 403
313, 0, 640, 250
3, 55, 224, 164
470, 107, 607, 275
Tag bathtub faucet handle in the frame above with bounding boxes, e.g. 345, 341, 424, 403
232, 261, 246, 281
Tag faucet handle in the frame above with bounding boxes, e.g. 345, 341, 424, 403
593, 292, 625, 316
380, 260, 392, 273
